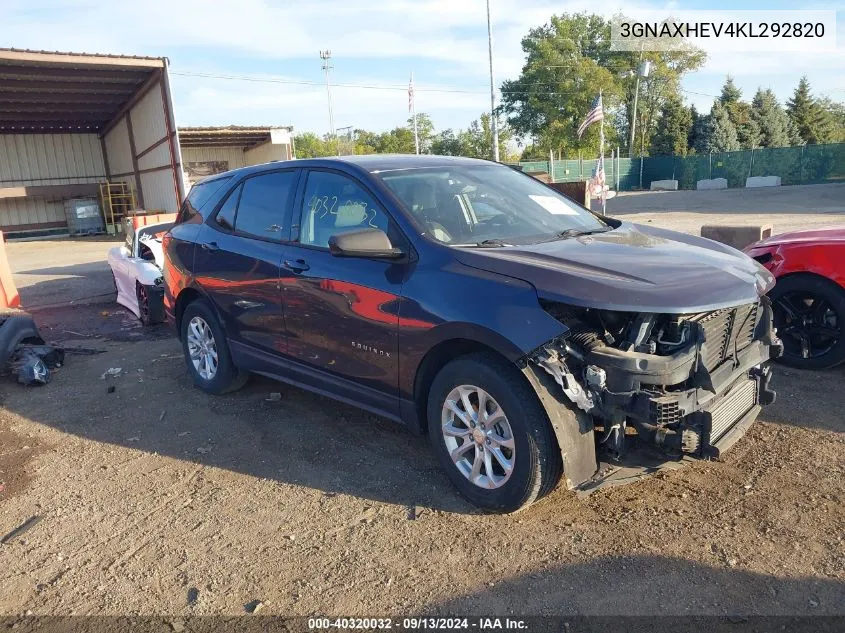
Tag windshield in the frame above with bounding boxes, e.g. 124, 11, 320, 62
378, 164, 607, 246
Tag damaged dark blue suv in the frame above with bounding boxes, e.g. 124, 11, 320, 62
163, 155, 781, 513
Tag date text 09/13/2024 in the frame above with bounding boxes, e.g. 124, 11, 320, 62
308, 617, 528, 630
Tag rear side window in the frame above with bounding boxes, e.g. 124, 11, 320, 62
177, 176, 232, 224
215, 184, 241, 231
235, 171, 297, 240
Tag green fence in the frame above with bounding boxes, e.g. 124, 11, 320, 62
520, 143, 845, 191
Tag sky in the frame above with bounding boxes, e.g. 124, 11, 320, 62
3, 0, 844, 139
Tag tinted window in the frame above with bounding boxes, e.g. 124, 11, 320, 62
299, 171, 390, 248
178, 176, 232, 224
235, 171, 297, 240
215, 184, 241, 231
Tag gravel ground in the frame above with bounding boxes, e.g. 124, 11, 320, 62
0, 184, 843, 617
0, 322, 842, 617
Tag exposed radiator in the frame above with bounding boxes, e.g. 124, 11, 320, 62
708, 379, 758, 442
692, 302, 759, 371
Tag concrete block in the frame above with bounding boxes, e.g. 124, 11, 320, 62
696, 178, 728, 190
745, 176, 781, 188
650, 179, 678, 191
701, 224, 774, 250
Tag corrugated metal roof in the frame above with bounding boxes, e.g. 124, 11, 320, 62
178, 126, 293, 148
0, 48, 163, 133
0, 48, 165, 63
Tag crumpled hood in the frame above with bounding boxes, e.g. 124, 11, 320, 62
140, 237, 165, 269
453, 222, 773, 314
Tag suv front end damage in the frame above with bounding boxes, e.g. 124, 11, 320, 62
526, 297, 783, 493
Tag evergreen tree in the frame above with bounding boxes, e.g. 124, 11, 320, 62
649, 96, 693, 155
687, 105, 700, 152
750, 88, 791, 148
787, 76, 835, 145
719, 75, 743, 105
707, 101, 740, 152
691, 109, 713, 154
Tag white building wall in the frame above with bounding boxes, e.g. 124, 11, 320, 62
139, 170, 178, 212
130, 87, 168, 155
243, 141, 291, 165
0, 133, 106, 231
0, 198, 65, 227
181, 146, 248, 170
103, 118, 133, 176
0, 133, 104, 185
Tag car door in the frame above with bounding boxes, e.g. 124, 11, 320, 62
193, 169, 300, 356
280, 168, 409, 406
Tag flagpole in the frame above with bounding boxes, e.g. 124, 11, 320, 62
411, 72, 420, 155
599, 89, 606, 215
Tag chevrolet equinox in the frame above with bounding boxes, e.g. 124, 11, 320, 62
163, 155, 781, 513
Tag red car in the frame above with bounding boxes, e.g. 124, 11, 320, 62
745, 226, 845, 369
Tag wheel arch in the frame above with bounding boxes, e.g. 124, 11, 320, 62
411, 337, 526, 435
174, 285, 212, 338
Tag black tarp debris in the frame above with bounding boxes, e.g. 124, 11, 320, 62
9, 344, 65, 386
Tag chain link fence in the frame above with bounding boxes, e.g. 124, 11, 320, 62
518, 143, 845, 192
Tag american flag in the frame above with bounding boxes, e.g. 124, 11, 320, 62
577, 94, 604, 138
408, 75, 415, 113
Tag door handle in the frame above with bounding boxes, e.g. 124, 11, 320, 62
283, 259, 310, 273
201, 241, 220, 252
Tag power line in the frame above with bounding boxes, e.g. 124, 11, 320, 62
171, 69, 719, 99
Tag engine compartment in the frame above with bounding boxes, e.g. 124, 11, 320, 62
530, 298, 781, 466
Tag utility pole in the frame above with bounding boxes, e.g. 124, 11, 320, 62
486, 0, 500, 162
319, 50, 337, 155
628, 45, 650, 159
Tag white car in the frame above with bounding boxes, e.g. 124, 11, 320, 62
107, 217, 175, 325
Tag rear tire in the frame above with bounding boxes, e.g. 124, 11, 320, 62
770, 274, 845, 370
180, 298, 248, 394
427, 352, 561, 513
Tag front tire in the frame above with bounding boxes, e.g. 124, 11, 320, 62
427, 353, 561, 513
180, 299, 248, 394
136, 282, 165, 326
770, 274, 845, 370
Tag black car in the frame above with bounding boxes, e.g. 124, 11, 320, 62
163, 155, 781, 513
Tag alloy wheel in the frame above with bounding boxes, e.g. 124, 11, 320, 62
441, 385, 515, 489
774, 290, 841, 360
186, 316, 219, 380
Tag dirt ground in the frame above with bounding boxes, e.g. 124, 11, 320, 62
0, 184, 843, 617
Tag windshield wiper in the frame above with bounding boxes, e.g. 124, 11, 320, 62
538, 227, 611, 243
454, 238, 511, 248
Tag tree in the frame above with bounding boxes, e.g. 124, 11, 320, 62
691, 108, 713, 154
649, 95, 692, 155
499, 12, 705, 158
706, 101, 740, 152
818, 98, 845, 143
787, 76, 835, 145
406, 113, 435, 153
719, 75, 742, 105
750, 88, 791, 148
430, 129, 464, 156
294, 132, 332, 158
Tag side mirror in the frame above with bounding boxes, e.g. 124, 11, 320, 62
328, 228, 404, 259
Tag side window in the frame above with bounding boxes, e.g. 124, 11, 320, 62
299, 171, 390, 248
177, 176, 232, 224
235, 171, 297, 240
215, 184, 241, 231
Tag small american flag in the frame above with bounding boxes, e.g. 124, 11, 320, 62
577, 94, 604, 138
408, 75, 415, 113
